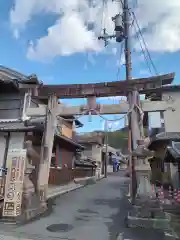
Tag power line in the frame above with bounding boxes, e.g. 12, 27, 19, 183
132, 11, 158, 75
133, 24, 153, 75
100, 0, 107, 33
116, 41, 124, 80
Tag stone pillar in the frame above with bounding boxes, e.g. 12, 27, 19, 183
92, 144, 102, 179
136, 159, 152, 198
21, 145, 46, 221
21, 156, 36, 220
135, 140, 154, 199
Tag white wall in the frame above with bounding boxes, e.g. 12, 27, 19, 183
0, 132, 25, 170
163, 92, 180, 132
92, 145, 102, 163
6, 132, 25, 168
9, 132, 25, 149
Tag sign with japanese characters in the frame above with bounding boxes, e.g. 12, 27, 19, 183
3, 149, 26, 217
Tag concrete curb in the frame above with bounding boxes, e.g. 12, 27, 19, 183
47, 184, 84, 200
96, 176, 105, 181
47, 176, 105, 200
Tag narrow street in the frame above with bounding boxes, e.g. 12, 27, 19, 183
0, 172, 165, 240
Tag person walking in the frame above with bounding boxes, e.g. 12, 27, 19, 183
117, 161, 120, 171
113, 158, 118, 172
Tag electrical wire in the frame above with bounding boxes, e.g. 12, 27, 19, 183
133, 23, 153, 75
116, 41, 124, 80
132, 11, 158, 75
118, 0, 124, 9
100, 0, 107, 34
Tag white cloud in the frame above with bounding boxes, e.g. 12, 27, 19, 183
134, 0, 180, 52
9, 0, 180, 61
27, 13, 101, 60
10, 0, 118, 61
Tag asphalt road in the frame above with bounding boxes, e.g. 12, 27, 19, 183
0, 172, 166, 240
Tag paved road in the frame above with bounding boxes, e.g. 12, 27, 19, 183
0, 172, 166, 240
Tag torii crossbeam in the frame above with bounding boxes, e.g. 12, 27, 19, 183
20, 73, 174, 98
25, 73, 175, 117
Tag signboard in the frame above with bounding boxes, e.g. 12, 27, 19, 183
3, 149, 26, 217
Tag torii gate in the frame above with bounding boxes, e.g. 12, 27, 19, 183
2, 72, 175, 222
23, 73, 175, 202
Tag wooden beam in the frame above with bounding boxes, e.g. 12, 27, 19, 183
38, 73, 175, 98
26, 100, 172, 117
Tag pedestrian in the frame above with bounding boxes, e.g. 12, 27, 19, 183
113, 158, 118, 172
117, 161, 120, 171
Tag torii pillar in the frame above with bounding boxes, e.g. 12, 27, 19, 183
37, 94, 58, 205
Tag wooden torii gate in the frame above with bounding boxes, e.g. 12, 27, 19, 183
0, 72, 174, 222
23, 72, 175, 206
0, 65, 176, 223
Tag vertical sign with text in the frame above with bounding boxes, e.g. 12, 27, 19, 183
3, 149, 26, 217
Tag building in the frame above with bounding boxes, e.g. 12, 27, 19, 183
143, 86, 180, 192
102, 145, 128, 171
77, 132, 105, 178
0, 66, 96, 221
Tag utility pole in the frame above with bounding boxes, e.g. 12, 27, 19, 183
123, 0, 141, 204
98, 0, 142, 203
104, 120, 108, 178
124, 0, 135, 204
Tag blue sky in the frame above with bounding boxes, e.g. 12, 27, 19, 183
1, 0, 180, 132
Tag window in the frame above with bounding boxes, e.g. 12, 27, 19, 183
0, 99, 21, 119
51, 146, 57, 167
56, 145, 62, 168
51, 154, 56, 167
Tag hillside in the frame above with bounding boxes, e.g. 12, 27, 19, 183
89, 127, 148, 153
107, 127, 148, 153
107, 128, 128, 153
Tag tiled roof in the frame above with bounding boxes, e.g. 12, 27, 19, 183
0, 66, 41, 95
155, 132, 180, 140
167, 146, 180, 160
74, 159, 96, 167
148, 132, 180, 150
0, 121, 84, 149
0, 65, 41, 84
165, 141, 180, 161
0, 122, 39, 132
56, 134, 84, 149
